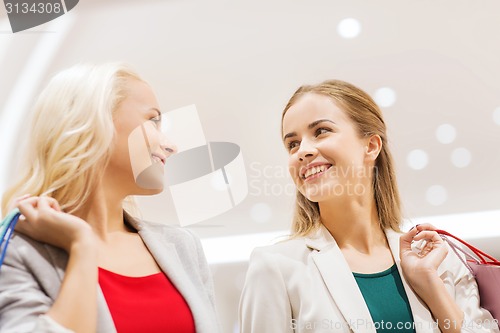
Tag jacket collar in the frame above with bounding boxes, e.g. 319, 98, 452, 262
384, 228, 437, 333
123, 212, 218, 333
304, 224, 437, 333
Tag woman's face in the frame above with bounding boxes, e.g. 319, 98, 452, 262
109, 79, 176, 195
282, 93, 378, 203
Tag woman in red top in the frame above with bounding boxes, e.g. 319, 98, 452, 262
0, 63, 220, 333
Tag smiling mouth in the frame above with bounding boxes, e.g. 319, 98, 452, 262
302, 164, 332, 180
151, 154, 165, 165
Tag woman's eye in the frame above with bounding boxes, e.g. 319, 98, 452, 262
150, 115, 162, 126
315, 127, 331, 136
287, 141, 300, 151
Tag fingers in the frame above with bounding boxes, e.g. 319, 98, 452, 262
7, 193, 31, 212
38, 196, 61, 212
16, 195, 62, 223
400, 225, 443, 254
17, 197, 40, 222
399, 227, 419, 254
400, 228, 418, 246
49, 198, 62, 212
412, 230, 443, 244
15, 194, 31, 203
415, 223, 437, 232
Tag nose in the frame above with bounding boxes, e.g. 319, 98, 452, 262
160, 134, 177, 156
297, 139, 316, 162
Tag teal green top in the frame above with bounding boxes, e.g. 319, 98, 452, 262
353, 264, 416, 333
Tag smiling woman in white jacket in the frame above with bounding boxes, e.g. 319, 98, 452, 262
239, 80, 498, 333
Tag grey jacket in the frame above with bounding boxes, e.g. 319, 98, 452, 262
0, 214, 220, 333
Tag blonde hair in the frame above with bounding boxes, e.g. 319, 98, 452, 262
282, 80, 402, 236
2, 63, 143, 216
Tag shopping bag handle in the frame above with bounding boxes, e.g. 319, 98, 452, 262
435, 229, 500, 266
0, 209, 21, 268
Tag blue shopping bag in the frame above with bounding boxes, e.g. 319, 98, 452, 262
0, 209, 21, 269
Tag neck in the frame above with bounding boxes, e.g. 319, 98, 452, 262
73, 178, 131, 239
318, 193, 386, 253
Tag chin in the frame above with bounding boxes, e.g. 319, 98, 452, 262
149, 187, 164, 195
300, 186, 326, 203
133, 164, 165, 194
301, 181, 348, 203
303, 191, 328, 203
136, 186, 164, 196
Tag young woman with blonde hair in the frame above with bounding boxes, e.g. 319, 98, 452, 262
0, 63, 219, 333
239, 80, 498, 333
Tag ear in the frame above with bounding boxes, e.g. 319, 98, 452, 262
365, 135, 382, 162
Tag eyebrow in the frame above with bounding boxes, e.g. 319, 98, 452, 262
283, 119, 336, 141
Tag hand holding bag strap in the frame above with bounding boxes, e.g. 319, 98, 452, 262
435, 229, 500, 265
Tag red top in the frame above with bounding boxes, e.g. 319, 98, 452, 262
98, 267, 196, 333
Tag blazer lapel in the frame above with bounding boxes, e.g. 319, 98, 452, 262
125, 214, 192, 298
96, 287, 117, 333
134, 222, 209, 333
385, 229, 437, 333
138, 227, 196, 295
306, 226, 376, 333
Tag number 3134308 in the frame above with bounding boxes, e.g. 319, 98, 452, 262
5, 2, 62, 14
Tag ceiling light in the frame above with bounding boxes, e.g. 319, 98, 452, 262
436, 123, 456, 144
493, 107, 500, 125
374, 87, 396, 107
407, 149, 429, 170
426, 185, 447, 206
337, 18, 361, 39
451, 147, 471, 168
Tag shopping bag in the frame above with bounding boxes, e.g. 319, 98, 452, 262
436, 229, 500, 322
0, 208, 21, 269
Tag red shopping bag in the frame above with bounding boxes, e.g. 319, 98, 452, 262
436, 229, 500, 322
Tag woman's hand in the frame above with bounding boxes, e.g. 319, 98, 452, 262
9, 195, 99, 333
14, 195, 93, 253
400, 223, 448, 292
400, 225, 465, 332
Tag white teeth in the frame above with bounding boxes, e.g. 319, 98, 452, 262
303, 165, 329, 179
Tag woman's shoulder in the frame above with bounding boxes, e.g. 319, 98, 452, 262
249, 237, 310, 267
1, 232, 66, 295
9, 232, 66, 263
128, 212, 196, 240
256, 237, 306, 253
139, 219, 196, 237
137, 219, 203, 254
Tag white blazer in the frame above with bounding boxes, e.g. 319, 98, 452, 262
0, 214, 220, 333
239, 225, 499, 333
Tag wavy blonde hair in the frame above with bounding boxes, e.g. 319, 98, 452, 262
282, 80, 402, 237
2, 63, 143, 217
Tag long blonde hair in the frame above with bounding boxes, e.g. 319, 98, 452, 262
282, 80, 402, 236
2, 63, 143, 216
